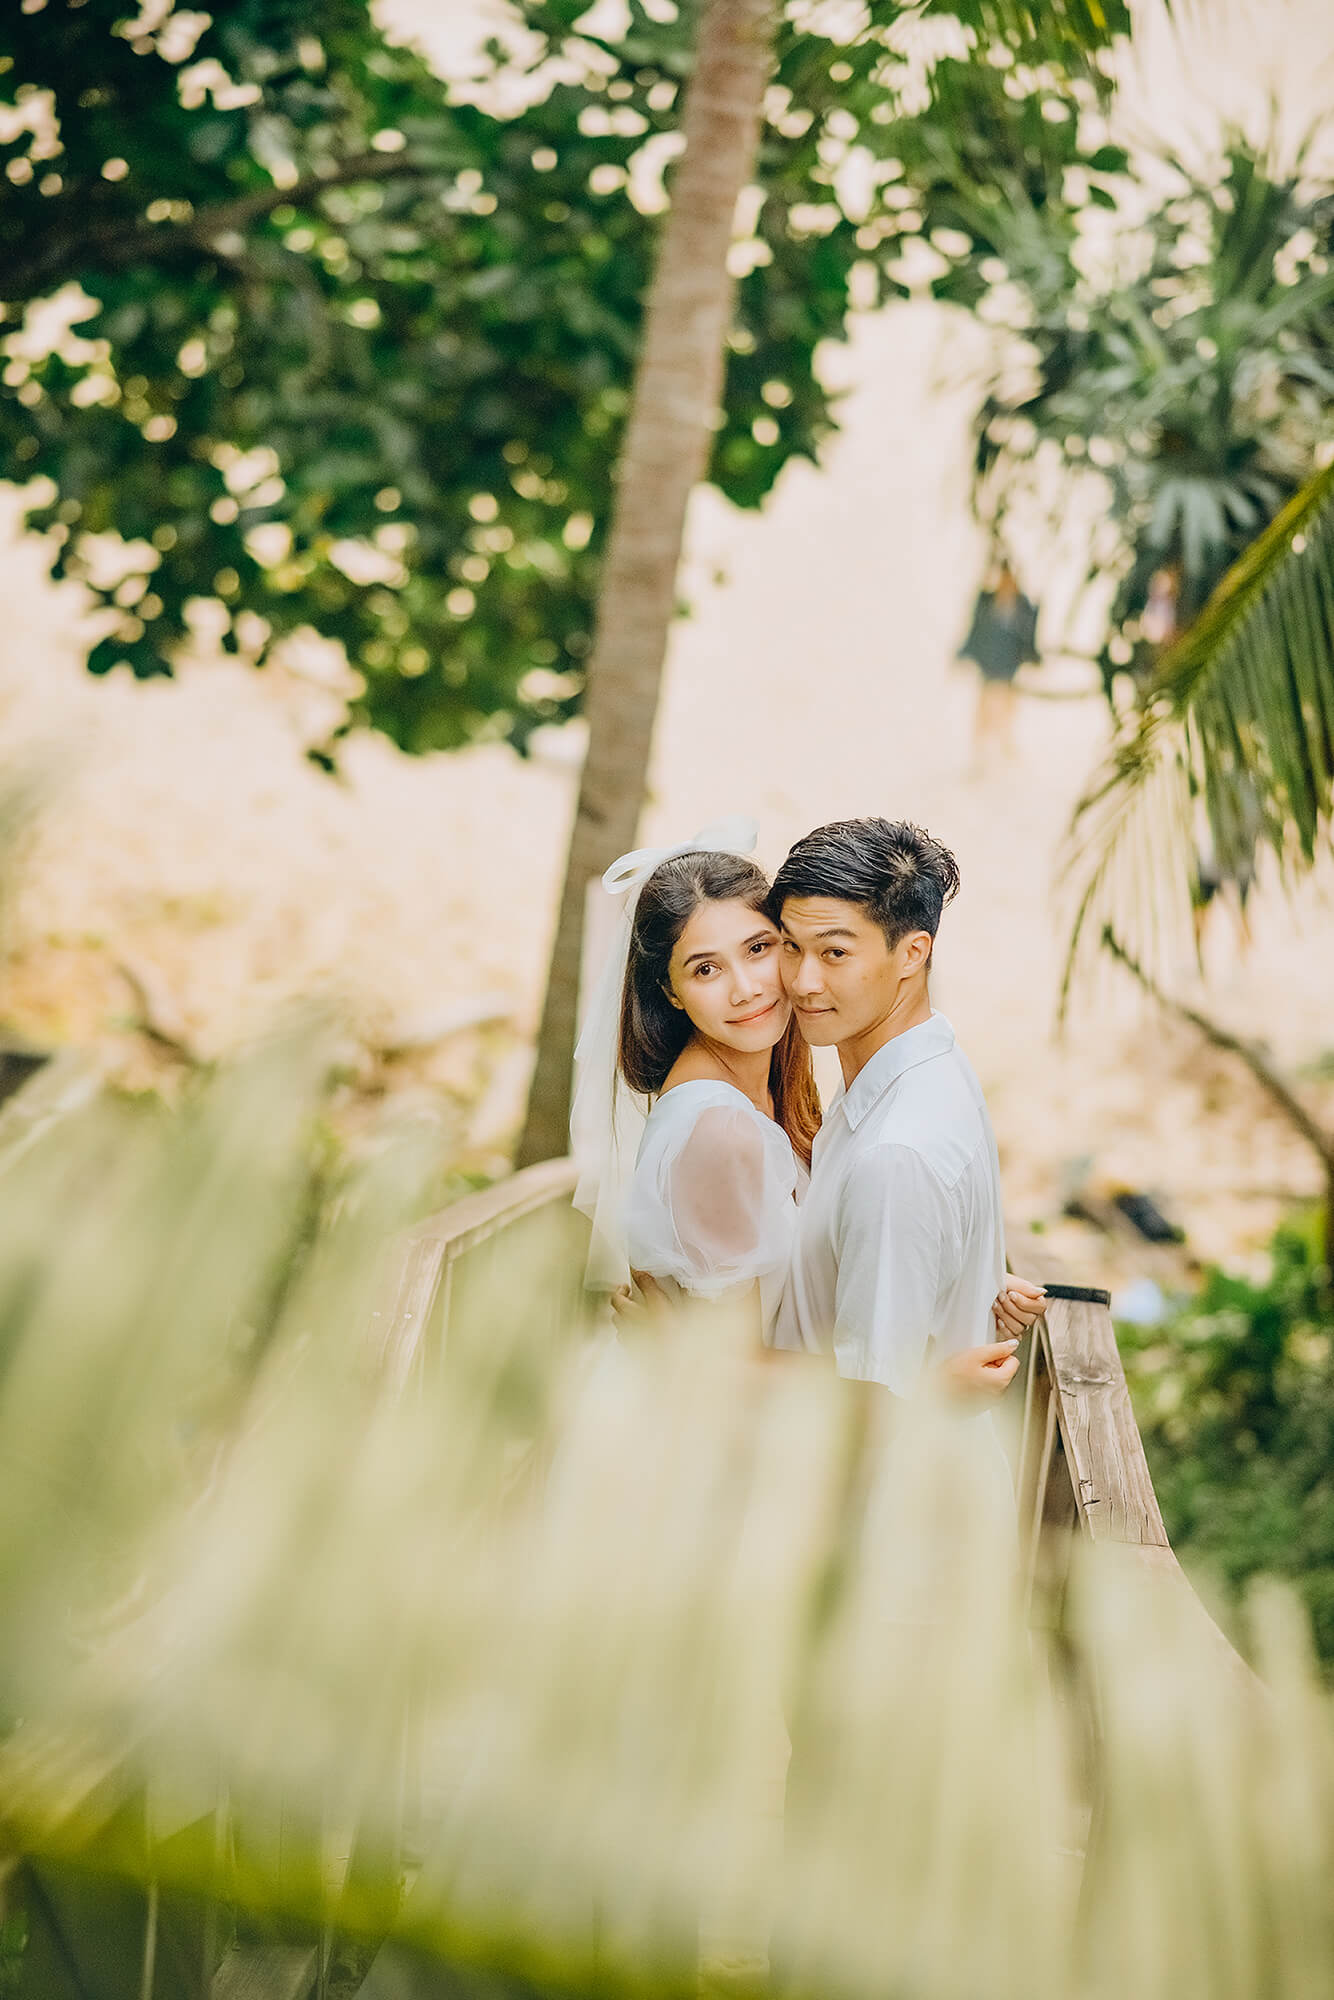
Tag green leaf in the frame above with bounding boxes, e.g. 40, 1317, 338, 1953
1062, 457, 1334, 1007
1087, 144, 1131, 174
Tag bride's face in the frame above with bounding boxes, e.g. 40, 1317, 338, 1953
666, 898, 790, 1052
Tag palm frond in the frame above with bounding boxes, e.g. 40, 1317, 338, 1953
1061, 454, 1334, 1011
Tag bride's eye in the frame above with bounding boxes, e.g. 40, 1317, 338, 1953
693, 961, 716, 978
750, 938, 774, 955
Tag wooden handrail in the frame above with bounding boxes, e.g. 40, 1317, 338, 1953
1012, 1286, 1167, 1567
370, 1157, 585, 1389
1009, 1247, 1258, 1695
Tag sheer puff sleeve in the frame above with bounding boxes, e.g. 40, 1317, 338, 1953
624, 1088, 800, 1302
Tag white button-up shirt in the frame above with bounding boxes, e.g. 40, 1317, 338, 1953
769, 1012, 1006, 1398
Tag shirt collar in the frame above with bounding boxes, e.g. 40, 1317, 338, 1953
833, 1011, 956, 1132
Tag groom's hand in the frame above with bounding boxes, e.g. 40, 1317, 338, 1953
938, 1340, 1021, 1403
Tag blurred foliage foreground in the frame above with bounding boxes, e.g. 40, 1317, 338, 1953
0, 1047, 1332, 1998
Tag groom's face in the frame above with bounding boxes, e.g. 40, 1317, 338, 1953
778, 897, 926, 1046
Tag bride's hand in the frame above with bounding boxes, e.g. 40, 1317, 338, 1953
993, 1276, 1045, 1339
611, 1271, 671, 1332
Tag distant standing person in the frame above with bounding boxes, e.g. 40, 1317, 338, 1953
957, 561, 1039, 771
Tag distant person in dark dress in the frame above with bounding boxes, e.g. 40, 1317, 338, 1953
957, 561, 1039, 773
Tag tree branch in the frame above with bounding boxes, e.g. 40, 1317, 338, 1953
1103, 925, 1334, 1173
0, 153, 448, 306
179, 152, 451, 244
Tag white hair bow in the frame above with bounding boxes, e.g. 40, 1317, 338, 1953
598, 814, 760, 901
570, 816, 760, 1290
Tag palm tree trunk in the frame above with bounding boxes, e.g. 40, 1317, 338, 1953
516, 0, 776, 1167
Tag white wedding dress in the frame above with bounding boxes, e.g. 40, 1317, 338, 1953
623, 1081, 804, 1337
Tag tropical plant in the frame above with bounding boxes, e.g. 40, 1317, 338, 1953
952, 134, 1334, 686
1062, 455, 1334, 999
863, 34, 1129, 317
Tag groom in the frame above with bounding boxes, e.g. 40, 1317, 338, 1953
765, 817, 1030, 1403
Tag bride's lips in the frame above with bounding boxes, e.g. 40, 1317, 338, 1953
729, 997, 781, 1026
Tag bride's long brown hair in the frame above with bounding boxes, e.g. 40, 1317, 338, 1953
617, 850, 822, 1169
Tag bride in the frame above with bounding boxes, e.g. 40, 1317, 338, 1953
573, 821, 1042, 1389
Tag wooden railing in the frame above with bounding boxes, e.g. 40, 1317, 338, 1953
370, 1156, 590, 1392
1009, 1252, 1257, 1694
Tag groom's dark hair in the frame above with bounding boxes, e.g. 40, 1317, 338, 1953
770, 818, 961, 952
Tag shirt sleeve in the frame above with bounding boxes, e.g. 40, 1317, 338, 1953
831, 1143, 951, 1398
627, 1102, 796, 1299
